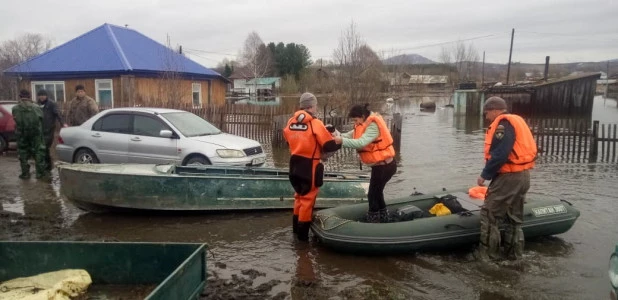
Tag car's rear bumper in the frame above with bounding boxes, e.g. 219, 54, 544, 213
55, 144, 74, 163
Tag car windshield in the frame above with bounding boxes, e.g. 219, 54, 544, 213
160, 112, 222, 137
1, 104, 16, 113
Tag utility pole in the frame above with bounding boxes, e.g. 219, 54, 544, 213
543, 56, 550, 81
506, 28, 515, 85
605, 60, 610, 101
179, 45, 183, 55
482, 51, 485, 86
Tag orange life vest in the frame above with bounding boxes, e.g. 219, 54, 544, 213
283, 110, 324, 160
354, 113, 396, 164
484, 114, 537, 173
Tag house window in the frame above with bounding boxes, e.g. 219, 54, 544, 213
192, 83, 201, 107
31, 81, 65, 102
95, 79, 114, 108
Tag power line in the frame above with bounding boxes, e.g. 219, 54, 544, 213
183, 50, 221, 63
184, 48, 238, 57
310, 34, 503, 59
518, 31, 618, 42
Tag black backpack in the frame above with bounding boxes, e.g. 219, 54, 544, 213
437, 194, 465, 213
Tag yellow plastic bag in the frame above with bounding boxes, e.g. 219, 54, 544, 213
0, 269, 92, 300
429, 203, 451, 216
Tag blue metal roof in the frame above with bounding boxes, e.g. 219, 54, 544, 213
3, 23, 225, 81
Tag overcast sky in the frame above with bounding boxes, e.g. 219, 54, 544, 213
1, 0, 616, 68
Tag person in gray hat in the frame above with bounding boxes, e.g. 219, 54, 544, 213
476, 96, 537, 261
282, 92, 341, 241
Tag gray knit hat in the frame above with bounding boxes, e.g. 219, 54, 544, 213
299, 92, 317, 109
483, 96, 507, 111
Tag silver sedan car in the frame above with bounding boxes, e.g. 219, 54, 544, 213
56, 108, 266, 166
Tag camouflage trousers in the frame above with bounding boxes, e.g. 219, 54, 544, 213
479, 170, 530, 260
17, 134, 48, 179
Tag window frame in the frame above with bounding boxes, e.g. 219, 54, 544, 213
31, 81, 66, 102
132, 113, 177, 138
92, 113, 132, 134
95, 79, 114, 108
192, 83, 202, 108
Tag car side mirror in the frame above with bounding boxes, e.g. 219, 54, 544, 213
160, 130, 173, 138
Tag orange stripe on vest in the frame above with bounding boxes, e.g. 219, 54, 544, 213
484, 114, 537, 173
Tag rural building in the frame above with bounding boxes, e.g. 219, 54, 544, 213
227, 71, 280, 96
3, 23, 228, 107
245, 77, 280, 96
408, 75, 449, 89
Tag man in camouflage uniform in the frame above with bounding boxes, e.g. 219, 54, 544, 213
12, 90, 48, 179
67, 84, 99, 126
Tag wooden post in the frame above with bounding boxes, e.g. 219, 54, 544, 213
601, 124, 605, 161
543, 56, 550, 81
576, 121, 583, 162
612, 124, 618, 162
582, 119, 589, 159
481, 51, 485, 86
589, 120, 599, 162
506, 28, 515, 84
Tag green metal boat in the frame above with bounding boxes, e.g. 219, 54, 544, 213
58, 164, 369, 212
311, 191, 580, 254
0, 241, 207, 300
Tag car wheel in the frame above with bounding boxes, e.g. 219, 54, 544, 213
74, 149, 100, 164
184, 155, 211, 166
0, 136, 7, 153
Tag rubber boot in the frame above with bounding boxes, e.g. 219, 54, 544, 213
292, 215, 299, 234
19, 161, 30, 179
378, 208, 390, 223
365, 211, 380, 223
297, 222, 311, 241
504, 224, 525, 260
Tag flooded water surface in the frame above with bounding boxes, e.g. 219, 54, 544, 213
1, 96, 617, 299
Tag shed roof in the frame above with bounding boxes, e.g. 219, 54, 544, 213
3, 23, 225, 81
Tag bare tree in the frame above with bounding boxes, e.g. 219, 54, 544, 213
0, 33, 53, 99
333, 21, 383, 106
239, 31, 272, 96
439, 40, 480, 85
156, 35, 186, 108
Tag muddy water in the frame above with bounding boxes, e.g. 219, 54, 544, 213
1, 96, 617, 299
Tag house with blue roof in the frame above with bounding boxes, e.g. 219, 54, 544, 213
3, 23, 228, 107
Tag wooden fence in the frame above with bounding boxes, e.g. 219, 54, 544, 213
527, 118, 618, 163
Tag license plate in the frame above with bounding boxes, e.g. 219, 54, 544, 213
531, 204, 567, 217
252, 157, 265, 165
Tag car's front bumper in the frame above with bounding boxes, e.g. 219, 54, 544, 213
55, 144, 74, 163
209, 154, 267, 167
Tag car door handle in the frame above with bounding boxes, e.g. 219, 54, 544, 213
92, 133, 102, 138
131, 137, 141, 142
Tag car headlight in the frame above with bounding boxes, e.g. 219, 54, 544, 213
610, 253, 618, 288
216, 149, 246, 158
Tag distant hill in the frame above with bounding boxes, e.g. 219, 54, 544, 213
383, 54, 435, 65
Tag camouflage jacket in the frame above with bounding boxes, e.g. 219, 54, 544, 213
67, 96, 99, 126
12, 99, 43, 138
